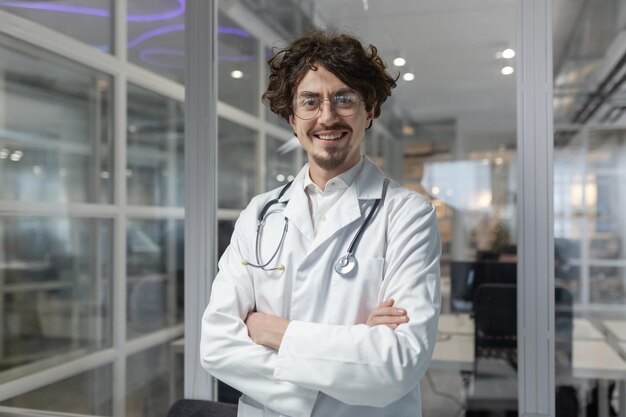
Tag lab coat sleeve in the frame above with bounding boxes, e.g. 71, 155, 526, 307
273, 196, 441, 407
200, 210, 319, 417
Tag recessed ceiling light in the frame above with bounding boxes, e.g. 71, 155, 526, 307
403, 72, 415, 81
431, 186, 440, 195
393, 57, 406, 67
502, 48, 516, 59
501, 66, 514, 75
230, 70, 244, 79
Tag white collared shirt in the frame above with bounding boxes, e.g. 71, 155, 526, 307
303, 157, 364, 236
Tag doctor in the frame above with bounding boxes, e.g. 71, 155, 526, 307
201, 30, 441, 417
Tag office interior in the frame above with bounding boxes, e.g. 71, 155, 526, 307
0, 0, 624, 416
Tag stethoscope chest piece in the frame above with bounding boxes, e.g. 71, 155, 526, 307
334, 254, 357, 275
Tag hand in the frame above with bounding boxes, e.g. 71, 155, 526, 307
366, 298, 409, 330
245, 311, 290, 350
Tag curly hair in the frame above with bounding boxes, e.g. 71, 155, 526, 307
262, 30, 398, 124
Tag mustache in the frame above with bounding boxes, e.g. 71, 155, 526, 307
309, 124, 352, 135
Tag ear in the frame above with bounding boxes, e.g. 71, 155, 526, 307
289, 114, 297, 132
366, 104, 375, 122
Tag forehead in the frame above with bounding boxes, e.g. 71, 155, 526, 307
295, 65, 349, 94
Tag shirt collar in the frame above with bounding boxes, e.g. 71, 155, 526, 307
303, 156, 364, 193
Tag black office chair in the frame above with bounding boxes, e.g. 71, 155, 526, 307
466, 283, 518, 416
166, 399, 237, 417
473, 283, 517, 375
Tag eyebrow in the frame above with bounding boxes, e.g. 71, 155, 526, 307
296, 88, 354, 96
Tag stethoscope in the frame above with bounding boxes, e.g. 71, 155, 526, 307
241, 178, 388, 275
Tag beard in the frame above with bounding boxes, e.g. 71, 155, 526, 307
310, 145, 351, 171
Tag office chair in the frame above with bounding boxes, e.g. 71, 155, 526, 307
473, 283, 517, 375
166, 399, 237, 417
466, 283, 518, 416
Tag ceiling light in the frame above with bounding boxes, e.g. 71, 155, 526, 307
431, 186, 440, 195
230, 70, 244, 79
501, 66, 514, 75
10, 150, 23, 162
502, 48, 516, 59
287, 175, 295, 182
403, 72, 415, 81
276, 174, 286, 182
0, 148, 8, 159
393, 57, 406, 67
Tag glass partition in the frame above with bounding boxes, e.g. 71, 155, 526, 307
127, 219, 183, 339
553, 0, 626, 415
127, 83, 184, 207
218, 11, 260, 115
0, 35, 114, 204
218, 118, 258, 210
127, 0, 185, 83
0, 1, 113, 53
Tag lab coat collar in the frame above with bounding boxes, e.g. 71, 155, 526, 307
281, 157, 386, 242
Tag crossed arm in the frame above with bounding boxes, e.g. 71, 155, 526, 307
245, 298, 410, 350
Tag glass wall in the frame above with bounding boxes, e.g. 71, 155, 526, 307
0, 3, 186, 416
0, 1, 113, 53
127, 0, 185, 83
553, 0, 626, 415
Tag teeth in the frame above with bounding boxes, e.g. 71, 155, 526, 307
317, 133, 342, 140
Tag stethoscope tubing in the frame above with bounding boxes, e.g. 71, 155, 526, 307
244, 178, 389, 274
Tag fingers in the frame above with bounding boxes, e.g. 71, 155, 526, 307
366, 299, 410, 328
367, 314, 409, 327
380, 298, 395, 307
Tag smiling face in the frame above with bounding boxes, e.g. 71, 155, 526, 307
289, 65, 374, 184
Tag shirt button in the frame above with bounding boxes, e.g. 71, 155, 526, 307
320, 214, 326, 222
330, 181, 336, 186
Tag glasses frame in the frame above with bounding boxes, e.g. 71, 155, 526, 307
292, 88, 362, 120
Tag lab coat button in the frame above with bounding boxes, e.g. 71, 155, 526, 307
320, 214, 326, 222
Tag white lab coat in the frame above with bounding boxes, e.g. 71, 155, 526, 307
201, 158, 441, 417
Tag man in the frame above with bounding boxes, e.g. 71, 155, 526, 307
201, 30, 441, 417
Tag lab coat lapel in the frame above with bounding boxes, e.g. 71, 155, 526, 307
282, 167, 315, 242
310, 158, 386, 252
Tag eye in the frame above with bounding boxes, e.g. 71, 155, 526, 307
333, 91, 358, 108
297, 96, 319, 109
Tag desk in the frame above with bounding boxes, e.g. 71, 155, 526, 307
433, 315, 626, 417
603, 320, 626, 342
437, 314, 604, 340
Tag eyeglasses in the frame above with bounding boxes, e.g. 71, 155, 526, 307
293, 88, 362, 120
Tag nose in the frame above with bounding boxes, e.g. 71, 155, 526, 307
318, 100, 339, 124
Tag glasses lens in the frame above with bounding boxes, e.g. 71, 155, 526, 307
293, 89, 361, 120
332, 89, 360, 116
294, 95, 320, 120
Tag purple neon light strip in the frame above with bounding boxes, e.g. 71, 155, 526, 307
0, 0, 186, 22
128, 24, 249, 49
139, 47, 256, 68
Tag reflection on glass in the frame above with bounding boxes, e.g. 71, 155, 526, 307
218, 118, 258, 209
127, 83, 184, 207
0, 35, 114, 204
0, 365, 113, 415
266, 136, 300, 191
554, 1, 626, 411
126, 343, 182, 417
0, 217, 113, 383
127, 0, 185, 83
127, 219, 183, 339
218, 12, 259, 115
0, 1, 113, 53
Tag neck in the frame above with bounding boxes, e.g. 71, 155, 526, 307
308, 157, 361, 189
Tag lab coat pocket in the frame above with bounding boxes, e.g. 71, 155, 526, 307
333, 257, 385, 323
237, 394, 263, 417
